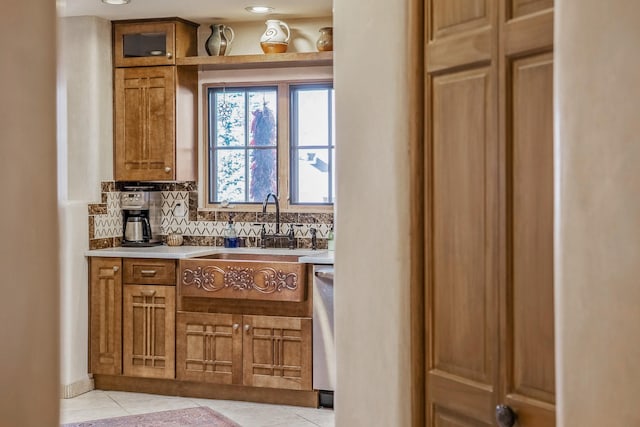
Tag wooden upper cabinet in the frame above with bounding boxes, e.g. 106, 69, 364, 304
114, 66, 175, 181
113, 19, 199, 68
114, 66, 197, 182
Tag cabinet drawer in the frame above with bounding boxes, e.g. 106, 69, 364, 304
124, 258, 176, 285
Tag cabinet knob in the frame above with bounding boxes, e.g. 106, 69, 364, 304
244, 324, 251, 332
113, 266, 119, 272
496, 404, 517, 427
166, 51, 173, 59
233, 323, 240, 331
164, 166, 172, 173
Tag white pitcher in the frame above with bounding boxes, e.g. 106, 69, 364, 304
260, 20, 291, 53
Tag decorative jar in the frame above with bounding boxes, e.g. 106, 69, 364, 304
316, 27, 333, 52
260, 20, 290, 54
205, 24, 235, 56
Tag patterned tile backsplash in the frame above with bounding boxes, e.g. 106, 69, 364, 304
88, 181, 333, 250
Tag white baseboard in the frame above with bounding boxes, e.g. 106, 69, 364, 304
60, 376, 94, 399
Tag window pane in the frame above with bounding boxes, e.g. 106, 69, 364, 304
248, 148, 277, 202
216, 149, 245, 202
296, 89, 329, 147
216, 91, 245, 147
290, 84, 334, 205
294, 149, 330, 203
249, 91, 278, 145
208, 86, 278, 204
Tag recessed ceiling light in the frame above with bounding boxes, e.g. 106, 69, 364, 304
245, 6, 274, 14
102, 0, 130, 5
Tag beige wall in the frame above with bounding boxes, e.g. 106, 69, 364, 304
57, 16, 112, 395
555, 1, 640, 425
0, 0, 59, 425
333, 0, 412, 425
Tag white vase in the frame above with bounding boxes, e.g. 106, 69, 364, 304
260, 20, 290, 54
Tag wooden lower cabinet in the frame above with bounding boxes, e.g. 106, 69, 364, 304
123, 284, 175, 379
89, 257, 123, 375
176, 312, 243, 385
243, 315, 312, 390
177, 312, 312, 391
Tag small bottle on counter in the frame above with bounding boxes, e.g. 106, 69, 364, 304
223, 219, 239, 248
327, 225, 335, 252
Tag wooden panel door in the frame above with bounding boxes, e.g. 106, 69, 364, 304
89, 257, 122, 375
176, 312, 243, 385
423, 1, 555, 426
499, 2, 555, 425
426, 0, 499, 425
114, 66, 176, 181
243, 315, 312, 390
123, 285, 175, 378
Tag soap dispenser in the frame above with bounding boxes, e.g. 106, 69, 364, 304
223, 218, 239, 248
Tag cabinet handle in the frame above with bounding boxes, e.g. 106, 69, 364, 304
113, 266, 119, 272
233, 323, 240, 331
164, 166, 172, 173
166, 51, 173, 59
140, 289, 156, 297
244, 324, 251, 332
140, 270, 157, 276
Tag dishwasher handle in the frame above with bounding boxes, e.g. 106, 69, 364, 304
314, 270, 334, 280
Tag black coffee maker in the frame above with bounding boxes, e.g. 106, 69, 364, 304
121, 190, 161, 246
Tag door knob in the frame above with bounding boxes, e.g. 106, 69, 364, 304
496, 404, 517, 427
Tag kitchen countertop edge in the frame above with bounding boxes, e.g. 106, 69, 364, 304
86, 246, 334, 264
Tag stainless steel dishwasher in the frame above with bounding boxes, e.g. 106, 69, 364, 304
313, 264, 335, 408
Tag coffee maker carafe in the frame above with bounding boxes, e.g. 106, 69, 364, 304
124, 213, 151, 242
121, 190, 161, 246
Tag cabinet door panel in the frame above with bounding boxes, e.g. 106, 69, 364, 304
243, 315, 312, 390
89, 258, 122, 375
123, 285, 175, 378
176, 312, 243, 385
115, 66, 175, 181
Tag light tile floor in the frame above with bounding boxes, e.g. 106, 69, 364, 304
60, 390, 335, 427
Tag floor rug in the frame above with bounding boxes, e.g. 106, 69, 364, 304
62, 406, 241, 427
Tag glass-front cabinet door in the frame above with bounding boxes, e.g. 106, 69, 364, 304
113, 19, 198, 67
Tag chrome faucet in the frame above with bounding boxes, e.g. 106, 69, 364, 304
262, 192, 280, 234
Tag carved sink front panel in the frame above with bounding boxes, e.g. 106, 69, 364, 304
179, 258, 307, 302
